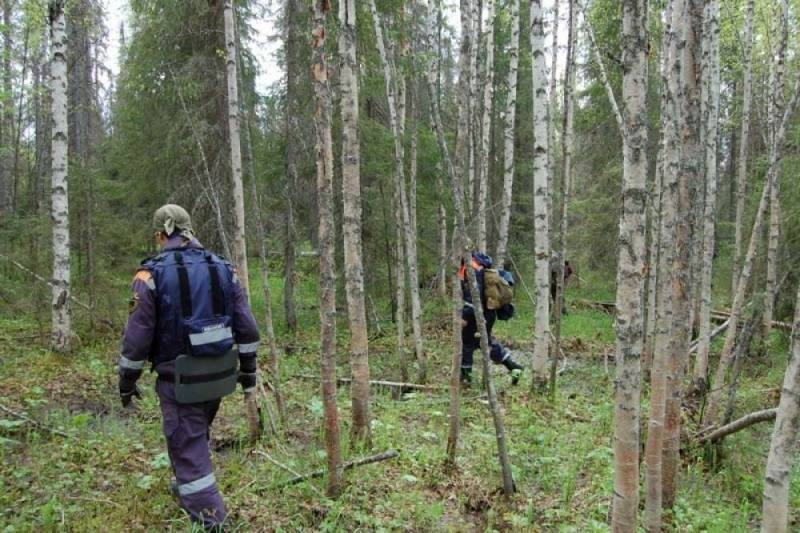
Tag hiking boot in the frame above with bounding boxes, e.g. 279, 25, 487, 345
460, 368, 472, 387
502, 355, 524, 385
170, 477, 180, 501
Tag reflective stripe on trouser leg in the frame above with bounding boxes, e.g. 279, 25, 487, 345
157, 378, 227, 528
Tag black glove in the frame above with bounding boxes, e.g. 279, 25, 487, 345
119, 382, 142, 408
238, 371, 257, 392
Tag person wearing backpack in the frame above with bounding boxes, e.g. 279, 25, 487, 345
117, 204, 260, 530
459, 252, 524, 386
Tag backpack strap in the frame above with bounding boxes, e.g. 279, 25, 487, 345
173, 252, 193, 319
205, 253, 225, 317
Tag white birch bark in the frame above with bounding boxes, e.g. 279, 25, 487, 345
224, 0, 249, 298
546, 0, 559, 235
455, 0, 473, 221
731, 0, 754, 300
467, 0, 479, 220
550, 0, 576, 395
645, 0, 684, 526
368, 0, 427, 382
476, 0, 495, 251
339, 0, 371, 445
763, 0, 789, 337
761, 288, 800, 533
612, 0, 648, 529
692, 0, 721, 392
495, 0, 520, 267
531, 0, 551, 386
49, 1, 71, 353
311, 0, 342, 497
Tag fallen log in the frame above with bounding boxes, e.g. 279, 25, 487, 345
273, 449, 400, 487
294, 374, 446, 391
696, 408, 777, 444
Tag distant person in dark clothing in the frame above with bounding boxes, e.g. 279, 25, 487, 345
550, 257, 573, 314
459, 252, 524, 386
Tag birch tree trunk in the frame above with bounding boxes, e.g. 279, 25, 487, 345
476, 0, 495, 251
731, 0, 754, 300
455, 0, 473, 225
467, 0, 479, 221
223, 0, 249, 299
422, 0, 514, 495
763, 0, 789, 338
49, 0, 71, 354
662, 0, 702, 508
311, 0, 342, 497
691, 0, 720, 394
611, 0, 648, 529
339, 0, 371, 446
645, 0, 684, 526
531, 0, 551, 388
283, 0, 304, 335
546, 0, 560, 234
494, 0, 520, 267
368, 0, 427, 382
446, 0, 473, 466
703, 10, 800, 430
550, 0, 576, 397
760, 288, 800, 533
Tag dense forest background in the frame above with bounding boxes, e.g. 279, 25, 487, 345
1, 0, 800, 531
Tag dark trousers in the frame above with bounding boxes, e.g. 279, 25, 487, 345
156, 378, 227, 528
461, 310, 508, 369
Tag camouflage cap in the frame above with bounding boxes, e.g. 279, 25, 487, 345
152, 204, 195, 239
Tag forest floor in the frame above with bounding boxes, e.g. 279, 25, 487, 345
1, 275, 798, 532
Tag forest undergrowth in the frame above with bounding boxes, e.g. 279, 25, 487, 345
0, 273, 798, 532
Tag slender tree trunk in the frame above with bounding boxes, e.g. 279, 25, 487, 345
445, 0, 472, 466
662, 0, 702, 510
704, 11, 800, 430
311, 0, 342, 498
369, 0, 427, 382
691, 0, 720, 395
224, 0, 249, 299
49, 1, 71, 354
611, 0, 648, 529
1, 0, 12, 213
763, 1, 789, 338
423, 0, 514, 495
546, 0, 560, 236
731, 0, 754, 300
339, 0, 371, 446
495, 0, 520, 267
761, 287, 800, 533
475, 0, 495, 251
550, 0, 576, 398
467, 0, 479, 221
455, 0, 473, 228
531, 0, 551, 387
283, 0, 304, 335
237, 33, 285, 422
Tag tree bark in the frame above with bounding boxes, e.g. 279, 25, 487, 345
531, 0, 551, 387
691, 0, 720, 397
763, 1, 789, 338
339, 0, 371, 446
223, 0, 249, 299
494, 0, 520, 267
611, 0, 648, 530
311, 0, 342, 498
49, 0, 71, 354
731, 0, 754, 301
475, 0, 495, 251
761, 288, 800, 533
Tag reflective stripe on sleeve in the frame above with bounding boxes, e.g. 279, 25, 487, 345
238, 341, 260, 353
118, 356, 145, 370
188, 327, 233, 346
178, 473, 216, 496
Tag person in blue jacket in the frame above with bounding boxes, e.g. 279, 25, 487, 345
117, 204, 260, 530
459, 252, 524, 386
